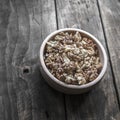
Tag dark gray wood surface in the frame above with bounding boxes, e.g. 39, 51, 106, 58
98, 0, 120, 100
56, 0, 120, 119
0, 0, 120, 120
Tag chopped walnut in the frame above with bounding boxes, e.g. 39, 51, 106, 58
44, 31, 102, 85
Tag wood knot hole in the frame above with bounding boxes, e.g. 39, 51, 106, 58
22, 66, 30, 74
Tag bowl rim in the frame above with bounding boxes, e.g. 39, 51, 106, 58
39, 28, 107, 89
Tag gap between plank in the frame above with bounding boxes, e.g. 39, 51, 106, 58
96, 0, 120, 110
54, 0, 68, 119
63, 94, 68, 120
54, 0, 59, 29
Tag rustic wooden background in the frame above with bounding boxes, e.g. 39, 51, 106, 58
0, 0, 120, 120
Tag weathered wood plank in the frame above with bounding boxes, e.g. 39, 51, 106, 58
98, 0, 120, 101
0, 96, 4, 120
4, 0, 66, 120
0, 0, 13, 120
55, 0, 120, 119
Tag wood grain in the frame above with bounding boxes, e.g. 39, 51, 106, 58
0, 97, 4, 120
55, 0, 120, 119
98, 0, 120, 100
4, 0, 66, 120
0, 0, 120, 119
0, 0, 13, 120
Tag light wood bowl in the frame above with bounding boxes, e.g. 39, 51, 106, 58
39, 28, 107, 94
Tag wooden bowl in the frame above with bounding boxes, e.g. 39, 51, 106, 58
39, 28, 107, 94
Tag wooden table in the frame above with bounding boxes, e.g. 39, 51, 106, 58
0, 0, 120, 120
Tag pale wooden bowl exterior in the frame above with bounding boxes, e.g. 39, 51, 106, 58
39, 28, 107, 94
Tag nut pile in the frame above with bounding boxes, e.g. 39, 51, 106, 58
44, 31, 102, 85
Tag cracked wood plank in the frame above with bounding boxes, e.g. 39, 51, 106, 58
1, 0, 66, 120
55, 0, 120, 119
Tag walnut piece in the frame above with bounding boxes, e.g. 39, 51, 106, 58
44, 31, 102, 85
